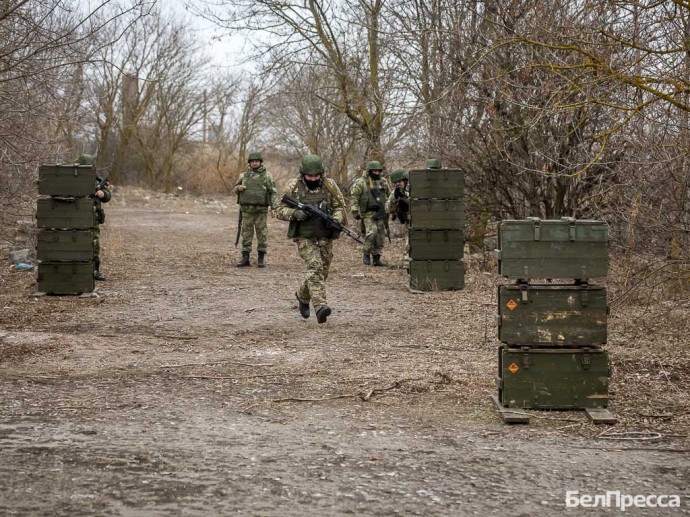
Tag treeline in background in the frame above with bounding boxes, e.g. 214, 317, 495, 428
1, 0, 688, 295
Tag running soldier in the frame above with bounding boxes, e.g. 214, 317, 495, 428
275, 154, 347, 324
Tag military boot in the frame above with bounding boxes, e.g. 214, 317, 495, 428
236, 251, 250, 267
362, 254, 371, 266
257, 251, 266, 268
295, 292, 310, 319
316, 305, 332, 324
94, 260, 106, 281
372, 254, 384, 266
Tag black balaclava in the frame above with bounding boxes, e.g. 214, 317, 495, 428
304, 175, 322, 190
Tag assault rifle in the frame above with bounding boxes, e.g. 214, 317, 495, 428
90, 176, 110, 198
282, 195, 364, 244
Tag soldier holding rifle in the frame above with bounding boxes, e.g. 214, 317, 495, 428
275, 154, 351, 324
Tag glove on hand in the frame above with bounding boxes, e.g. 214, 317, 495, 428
394, 186, 404, 199
293, 209, 309, 221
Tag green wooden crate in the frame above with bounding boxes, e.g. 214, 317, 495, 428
497, 345, 610, 409
496, 218, 608, 280
408, 168, 464, 199
409, 229, 464, 260
38, 165, 96, 197
408, 259, 465, 291
36, 197, 95, 229
409, 199, 465, 230
37, 230, 94, 262
37, 261, 94, 295
498, 284, 607, 346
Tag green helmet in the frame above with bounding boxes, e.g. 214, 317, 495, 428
366, 160, 383, 171
247, 151, 263, 162
426, 158, 442, 169
390, 167, 408, 182
299, 154, 324, 175
77, 154, 94, 166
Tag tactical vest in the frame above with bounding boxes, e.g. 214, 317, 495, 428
240, 169, 269, 206
287, 182, 333, 239
357, 176, 384, 214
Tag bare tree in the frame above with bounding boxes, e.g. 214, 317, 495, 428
192, 0, 400, 163
0, 0, 150, 248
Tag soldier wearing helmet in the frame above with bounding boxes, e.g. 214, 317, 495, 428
426, 158, 442, 169
274, 154, 347, 324
385, 167, 410, 225
78, 154, 111, 281
349, 160, 392, 266
233, 151, 278, 268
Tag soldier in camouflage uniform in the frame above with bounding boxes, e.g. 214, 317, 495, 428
385, 167, 411, 269
275, 154, 347, 324
385, 167, 410, 225
233, 152, 278, 268
78, 154, 112, 281
350, 161, 391, 266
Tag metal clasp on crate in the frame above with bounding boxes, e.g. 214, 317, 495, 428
527, 217, 541, 241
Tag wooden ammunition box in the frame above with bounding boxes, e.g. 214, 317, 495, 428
496, 218, 608, 280
408, 168, 464, 199
37, 230, 94, 262
408, 259, 465, 291
408, 229, 464, 260
38, 164, 96, 197
36, 197, 95, 230
37, 261, 94, 295
497, 345, 610, 409
409, 199, 465, 230
498, 284, 608, 346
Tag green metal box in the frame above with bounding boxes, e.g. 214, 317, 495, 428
408, 168, 464, 199
498, 284, 608, 346
409, 199, 465, 230
497, 345, 610, 409
38, 164, 96, 197
408, 259, 465, 291
37, 261, 94, 294
36, 197, 95, 229
409, 229, 464, 260
37, 230, 94, 262
496, 218, 608, 280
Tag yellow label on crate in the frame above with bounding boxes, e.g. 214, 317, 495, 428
506, 299, 517, 310
508, 363, 520, 374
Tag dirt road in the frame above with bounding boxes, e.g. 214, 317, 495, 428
1, 189, 688, 516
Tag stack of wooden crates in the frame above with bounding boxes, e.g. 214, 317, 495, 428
406, 168, 465, 291
36, 164, 97, 295
494, 217, 613, 419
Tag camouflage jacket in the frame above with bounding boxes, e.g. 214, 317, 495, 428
275, 176, 347, 227
349, 171, 391, 218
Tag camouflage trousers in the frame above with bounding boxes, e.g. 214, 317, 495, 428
93, 225, 101, 264
240, 208, 269, 252
362, 215, 385, 255
296, 238, 333, 311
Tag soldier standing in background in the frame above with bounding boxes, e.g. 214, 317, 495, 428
78, 154, 111, 281
385, 167, 410, 225
275, 154, 347, 324
233, 152, 278, 268
386, 167, 411, 269
350, 161, 391, 266
426, 158, 442, 169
